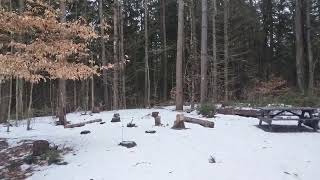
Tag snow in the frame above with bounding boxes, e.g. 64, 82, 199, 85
1, 108, 320, 180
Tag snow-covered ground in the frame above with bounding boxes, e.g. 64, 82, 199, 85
1, 107, 320, 180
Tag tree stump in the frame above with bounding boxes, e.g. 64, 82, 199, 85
152, 112, 159, 118
92, 106, 101, 113
155, 116, 162, 126
172, 114, 186, 129
32, 140, 49, 156
111, 113, 121, 122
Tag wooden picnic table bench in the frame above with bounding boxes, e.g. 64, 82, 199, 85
258, 107, 320, 132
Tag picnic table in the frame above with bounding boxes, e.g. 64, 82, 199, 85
258, 107, 320, 131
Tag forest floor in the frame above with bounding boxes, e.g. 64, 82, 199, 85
1, 106, 320, 180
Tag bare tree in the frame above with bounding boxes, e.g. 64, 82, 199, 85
190, 0, 197, 110
7, 77, 12, 132
113, 0, 119, 109
176, 0, 184, 111
212, 0, 217, 101
161, 0, 168, 101
306, 0, 314, 95
224, 0, 229, 102
26, 83, 34, 130
144, 0, 151, 108
295, 0, 305, 94
200, 0, 208, 105
119, 1, 126, 109
58, 0, 67, 125
99, 0, 109, 109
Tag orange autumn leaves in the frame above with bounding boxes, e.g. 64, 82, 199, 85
0, 0, 101, 83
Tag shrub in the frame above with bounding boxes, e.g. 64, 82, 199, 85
40, 149, 63, 165
197, 104, 216, 118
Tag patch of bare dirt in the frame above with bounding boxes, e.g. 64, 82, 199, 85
0, 139, 71, 180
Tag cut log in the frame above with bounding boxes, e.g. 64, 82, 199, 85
184, 116, 215, 128
217, 108, 260, 117
64, 119, 102, 128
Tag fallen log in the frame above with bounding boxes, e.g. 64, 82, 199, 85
65, 119, 102, 128
217, 108, 260, 118
184, 116, 215, 128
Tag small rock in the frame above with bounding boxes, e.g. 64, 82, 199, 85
119, 141, 137, 148
100, 122, 106, 125
80, 130, 91, 135
145, 130, 156, 134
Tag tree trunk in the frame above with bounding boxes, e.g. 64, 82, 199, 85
144, 0, 151, 108
190, 0, 196, 110
73, 81, 77, 110
85, 79, 89, 113
91, 77, 94, 111
119, 1, 126, 109
200, 0, 208, 105
212, 0, 217, 102
26, 83, 33, 131
306, 0, 314, 95
224, 0, 229, 102
58, 0, 67, 125
15, 79, 19, 126
99, 0, 109, 110
7, 77, 12, 132
113, 0, 119, 110
161, 0, 168, 101
295, 0, 305, 94
176, 0, 184, 111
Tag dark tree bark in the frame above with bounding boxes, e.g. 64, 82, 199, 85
200, 0, 208, 105
161, 0, 168, 101
113, 0, 119, 110
224, 0, 229, 102
306, 0, 314, 95
99, 0, 109, 110
295, 0, 305, 94
190, 0, 197, 110
212, 0, 217, 101
144, 0, 151, 108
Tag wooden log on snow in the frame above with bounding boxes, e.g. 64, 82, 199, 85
183, 116, 215, 128
65, 119, 102, 128
217, 108, 260, 117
